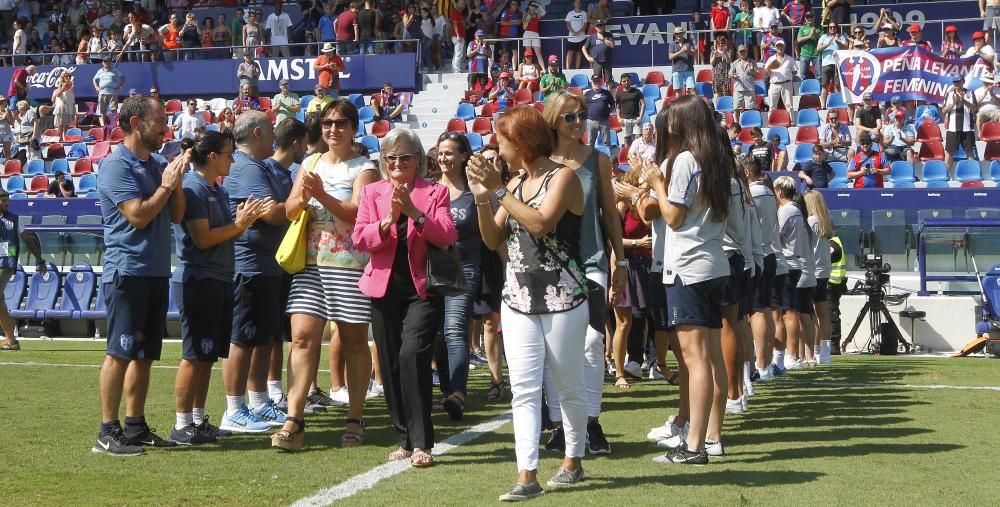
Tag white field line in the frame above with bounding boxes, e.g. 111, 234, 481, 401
289, 412, 513, 507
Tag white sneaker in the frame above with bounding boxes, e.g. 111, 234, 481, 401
656, 429, 689, 450
606, 360, 616, 376
784, 358, 804, 371
744, 381, 755, 398
741, 394, 748, 412
622, 361, 643, 378
705, 439, 725, 457
328, 387, 350, 407
365, 379, 384, 400
757, 368, 774, 382
725, 397, 745, 415
647, 416, 686, 442
649, 365, 666, 380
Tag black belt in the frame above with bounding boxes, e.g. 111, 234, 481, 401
771, 80, 791, 84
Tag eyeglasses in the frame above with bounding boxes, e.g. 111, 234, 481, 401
320, 118, 353, 129
561, 110, 587, 123
384, 153, 418, 164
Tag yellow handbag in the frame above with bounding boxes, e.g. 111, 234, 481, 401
275, 154, 322, 274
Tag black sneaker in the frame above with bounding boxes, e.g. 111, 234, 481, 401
92, 427, 145, 456
587, 420, 611, 455
652, 445, 709, 465
544, 426, 565, 453
125, 425, 178, 448
750, 369, 760, 382
196, 416, 232, 438
170, 424, 218, 445
307, 388, 334, 409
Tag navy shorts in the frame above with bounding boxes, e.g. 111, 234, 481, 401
781, 269, 803, 311
754, 254, 777, 311
666, 276, 727, 330
231, 274, 283, 347
176, 278, 234, 362
648, 271, 670, 332
104, 275, 168, 361
741, 267, 758, 320
813, 278, 829, 303
721, 254, 745, 308
795, 286, 816, 315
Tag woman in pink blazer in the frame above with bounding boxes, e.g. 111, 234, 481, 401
352, 127, 458, 469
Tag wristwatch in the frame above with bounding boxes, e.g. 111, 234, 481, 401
415, 213, 426, 226
494, 186, 509, 201
615, 259, 629, 268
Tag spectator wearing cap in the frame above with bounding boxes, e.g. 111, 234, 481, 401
876, 19, 901, 49
761, 20, 783, 61
797, 11, 821, 79
565, 0, 588, 70
669, 26, 696, 95
847, 133, 889, 188
941, 25, 964, 59
883, 96, 911, 125
523, 2, 546, 69
313, 43, 345, 98
763, 39, 795, 112
902, 24, 931, 51
769, 131, 788, 170
730, 44, 759, 116
963, 31, 996, 66
539, 55, 568, 100
817, 21, 848, 108
488, 71, 517, 118
853, 92, 882, 145
798, 144, 835, 189
583, 19, 615, 87
272, 80, 302, 125
942, 76, 980, 175
615, 73, 645, 145
517, 49, 541, 91
881, 110, 917, 164
46, 170, 76, 198
982, 0, 1000, 45
819, 108, 852, 163
975, 73, 1000, 134
498, 0, 523, 62
466, 29, 491, 91
92, 57, 124, 124
306, 84, 335, 117
584, 73, 615, 147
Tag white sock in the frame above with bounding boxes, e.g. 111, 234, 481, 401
772, 350, 785, 366
248, 390, 270, 409
192, 407, 205, 425
743, 362, 753, 385
226, 395, 245, 415
176, 412, 193, 430
267, 380, 283, 400
758, 367, 770, 377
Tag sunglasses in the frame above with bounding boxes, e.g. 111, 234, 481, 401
320, 118, 353, 129
438, 131, 466, 142
561, 110, 587, 123
384, 153, 418, 164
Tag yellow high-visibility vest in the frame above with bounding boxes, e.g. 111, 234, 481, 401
829, 236, 846, 285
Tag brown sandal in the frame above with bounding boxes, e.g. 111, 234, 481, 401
614, 376, 631, 389
410, 448, 433, 468
388, 447, 412, 462
271, 417, 305, 451
487, 380, 506, 402
341, 418, 365, 447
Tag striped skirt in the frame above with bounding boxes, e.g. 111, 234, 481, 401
287, 265, 372, 324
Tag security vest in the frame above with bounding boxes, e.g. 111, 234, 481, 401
829, 235, 846, 285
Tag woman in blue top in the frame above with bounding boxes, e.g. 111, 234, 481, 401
171, 132, 272, 444
643, 95, 732, 465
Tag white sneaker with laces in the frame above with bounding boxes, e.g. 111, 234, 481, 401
647, 416, 685, 442
705, 439, 725, 457
785, 358, 804, 371
656, 428, 689, 450
725, 397, 745, 415
328, 387, 350, 407
622, 361, 642, 378
757, 368, 774, 382
365, 379, 384, 400
741, 394, 748, 412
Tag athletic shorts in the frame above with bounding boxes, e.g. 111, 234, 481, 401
523, 31, 542, 48
821, 65, 838, 86
176, 278, 233, 362
721, 254, 745, 308
567, 39, 585, 52
754, 254, 777, 311
813, 277, 829, 303
769, 273, 787, 309
231, 274, 283, 347
672, 70, 695, 91
647, 271, 670, 332
104, 275, 169, 361
945, 131, 976, 155
781, 269, 803, 311
795, 286, 816, 315
741, 267, 759, 320
666, 275, 726, 329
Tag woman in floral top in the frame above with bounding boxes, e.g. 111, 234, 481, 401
468, 106, 589, 500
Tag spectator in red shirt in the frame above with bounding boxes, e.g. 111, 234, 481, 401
847, 134, 890, 188
313, 43, 346, 97
710, 0, 730, 35
335, 2, 360, 54
498, 0, 523, 62
450, 0, 467, 71
781, 0, 807, 27
7, 65, 34, 104
902, 24, 932, 51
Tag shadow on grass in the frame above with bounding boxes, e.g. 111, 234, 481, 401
575, 470, 826, 489
732, 442, 964, 464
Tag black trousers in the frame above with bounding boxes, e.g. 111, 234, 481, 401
372, 284, 444, 451
829, 281, 846, 352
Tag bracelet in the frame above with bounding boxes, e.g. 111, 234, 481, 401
475, 200, 491, 206
631, 240, 636, 247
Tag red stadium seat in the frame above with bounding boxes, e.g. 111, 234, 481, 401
471, 117, 493, 135
645, 71, 666, 86
199, 111, 212, 124
27, 175, 49, 195
258, 96, 272, 111
696, 69, 713, 83
798, 95, 821, 110
45, 143, 66, 160
664, 84, 677, 98
982, 122, 1000, 141
109, 128, 125, 144
985, 140, 1000, 160
836, 109, 849, 123
961, 180, 985, 187
737, 127, 755, 144
162, 128, 174, 141
370, 120, 392, 138
43, 128, 60, 139
90, 141, 112, 161
513, 88, 533, 105
532, 101, 545, 113
617, 142, 630, 165
768, 109, 792, 127
446, 118, 468, 133
795, 126, 819, 144
480, 102, 495, 117
165, 99, 183, 114
917, 121, 942, 143
917, 141, 945, 161
609, 115, 622, 132
3, 159, 22, 176
71, 158, 93, 177
86, 128, 104, 144
567, 86, 583, 95
721, 111, 735, 127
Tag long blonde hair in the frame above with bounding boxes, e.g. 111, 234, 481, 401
804, 190, 834, 239
541, 90, 586, 148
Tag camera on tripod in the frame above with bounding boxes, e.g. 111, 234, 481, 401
844, 250, 910, 355
858, 252, 891, 290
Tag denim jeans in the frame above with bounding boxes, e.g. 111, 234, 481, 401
587, 119, 610, 147
799, 56, 819, 80
435, 265, 481, 395
358, 39, 376, 55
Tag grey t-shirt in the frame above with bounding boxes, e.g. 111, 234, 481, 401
722, 178, 751, 272
809, 215, 832, 279
750, 180, 787, 275
663, 151, 729, 285
669, 38, 694, 72
778, 201, 808, 272
649, 161, 669, 274
747, 200, 765, 270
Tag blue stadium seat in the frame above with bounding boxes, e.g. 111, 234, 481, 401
916, 104, 941, 124
924, 179, 950, 188
466, 133, 483, 152
826, 93, 847, 109
641, 83, 661, 102
66, 142, 89, 160
889, 161, 915, 183
796, 109, 820, 127
5, 175, 26, 193
799, 79, 821, 96
358, 106, 376, 124
347, 93, 365, 109
10, 192, 27, 199
767, 126, 790, 146
50, 158, 69, 176
300, 94, 315, 110
80, 281, 106, 321
739, 110, 763, 128
793, 143, 815, 165
204, 124, 219, 132
955, 160, 983, 182
623, 72, 640, 87
829, 161, 848, 181
715, 95, 734, 113
44, 264, 96, 319
295, 110, 305, 122
754, 80, 766, 96
24, 159, 45, 175
570, 74, 590, 89
892, 180, 915, 188
361, 135, 380, 154
991, 160, 1000, 182
921, 160, 949, 181
831, 209, 862, 256
78, 174, 98, 193
10, 264, 61, 319
3, 267, 26, 314
872, 209, 909, 257
455, 103, 476, 122
695, 82, 713, 99
829, 180, 852, 189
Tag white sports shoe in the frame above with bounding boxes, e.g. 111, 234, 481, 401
328, 387, 350, 407
725, 397, 745, 415
705, 439, 725, 457
365, 379, 384, 400
741, 394, 749, 412
647, 416, 686, 442
649, 365, 666, 380
757, 368, 774, 382
785, 358, 804, 371
744, 380, 755, 398
656, 429, 689, 450
622, 361, 643, 378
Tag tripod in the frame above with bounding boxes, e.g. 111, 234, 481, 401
843, 286, 911, 354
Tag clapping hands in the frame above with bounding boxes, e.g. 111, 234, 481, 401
234, 195, 275, 228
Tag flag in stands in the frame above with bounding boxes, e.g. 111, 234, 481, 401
835, 46, 991, 105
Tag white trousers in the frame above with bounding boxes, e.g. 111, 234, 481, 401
502, 302, 588, 472
452, 37, 464, 72
544, 271, 607, 419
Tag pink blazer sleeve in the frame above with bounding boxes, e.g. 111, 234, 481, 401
352, 183, 393, 253
414, 184, 459, 248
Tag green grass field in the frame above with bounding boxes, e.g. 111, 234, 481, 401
1, 342, 998, 506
